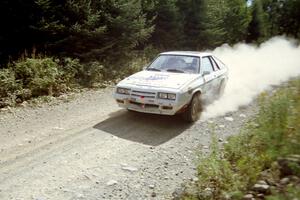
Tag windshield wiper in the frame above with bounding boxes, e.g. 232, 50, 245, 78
147, 68, 161, 71
166, 69, 184, 73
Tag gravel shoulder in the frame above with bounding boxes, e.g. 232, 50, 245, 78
0, 87, 258, 200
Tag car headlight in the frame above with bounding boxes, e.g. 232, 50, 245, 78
167, 93, 176, 100
158, 92, 168, 99
117, 87, 131, 95
158, 92, 176, 100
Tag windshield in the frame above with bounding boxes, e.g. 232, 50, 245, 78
147, 55, 200, 74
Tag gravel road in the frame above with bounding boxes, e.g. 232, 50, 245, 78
0, 87, 258, 200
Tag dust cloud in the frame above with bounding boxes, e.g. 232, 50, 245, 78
202, 36, 300, 119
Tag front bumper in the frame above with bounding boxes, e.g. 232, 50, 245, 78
114, 89, 187, 115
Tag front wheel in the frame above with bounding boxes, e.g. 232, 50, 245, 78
182, 93, 202, 122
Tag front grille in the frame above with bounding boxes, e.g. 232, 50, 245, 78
131, 90, 156, 99
132, 90, 156, 95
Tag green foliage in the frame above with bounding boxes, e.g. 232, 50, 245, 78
177, 0, 205, 49
0, 68, 21, 107
150, 0, 183, 49
199, 0, 228, 48
34, 0, 154, 62
14, 58, 59, 96
224, 0, 251, 44
0, 0, 41, 64
276, 0, 300, 38
178, 0, 251, 49
262, 0, 300, 38
58, 57, 84, 86
196, 132, 244, 199
0, 68, 20, 98
247, 0, 268, 43
0, 52, 152, 107
79, 61, 104, 87
183, 79, 300, 199
267, 185, 300, 200
0, 0, 299, 64
244, 80, 300, 167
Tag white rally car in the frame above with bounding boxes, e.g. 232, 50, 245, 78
113, 51, 228, 122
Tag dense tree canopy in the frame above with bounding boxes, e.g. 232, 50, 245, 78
262, 0, 300, 38
224, 0, 251, 44
176, 0, 205, 49
150, 0, 183, 49
29, 0, 154, 61
0, 0, 41, 62
247, 0, 267, 42
0, 0, 299, 66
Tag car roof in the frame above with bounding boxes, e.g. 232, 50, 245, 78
160, 51, 212, 57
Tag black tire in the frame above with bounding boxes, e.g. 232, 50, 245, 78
183, 93, 202, 122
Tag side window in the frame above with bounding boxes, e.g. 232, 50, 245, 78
209, 56, 220, 70
201, 57, 214, 74
213, 56, 225, 69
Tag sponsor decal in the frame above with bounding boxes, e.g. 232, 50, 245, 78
130, 74, 169, 81
145, 74, 169, 81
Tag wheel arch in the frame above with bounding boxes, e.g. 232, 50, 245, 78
191, 88, 202, 98
182, 89, 203, 122
186, 88, 202, 104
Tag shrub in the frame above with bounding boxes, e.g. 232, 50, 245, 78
0, 68, 21, 107
122, 56, 148, 76
106, 53, 150, 81
267, 185, 300, 200
59, 57, 83, 86
79, 61, 105, 87
0, 68, 20, 98
14, 58, 59, 96
0, 52, 153, 108
195, 132, 244, 200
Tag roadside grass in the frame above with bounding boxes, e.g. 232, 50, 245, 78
182, 78, 300, 200
267, 185, 300, 200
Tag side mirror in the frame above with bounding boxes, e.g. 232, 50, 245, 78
202, 71, 210, 76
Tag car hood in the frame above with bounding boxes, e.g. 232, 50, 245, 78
119, 70, 199, 89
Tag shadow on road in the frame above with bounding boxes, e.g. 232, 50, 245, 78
93, 110, 192, 146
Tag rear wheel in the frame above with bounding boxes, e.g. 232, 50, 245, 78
183, 93, 202, 122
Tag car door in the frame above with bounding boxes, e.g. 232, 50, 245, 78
200, 56, 218, 102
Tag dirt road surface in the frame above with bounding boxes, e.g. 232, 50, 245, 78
0, 87, 257, 200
